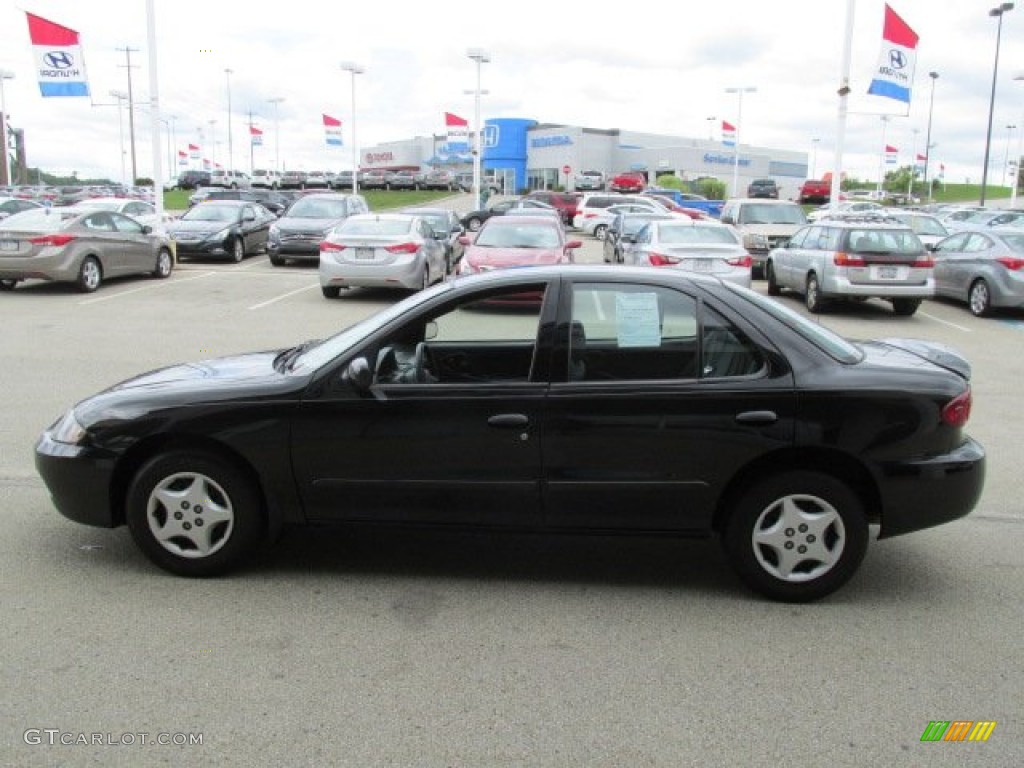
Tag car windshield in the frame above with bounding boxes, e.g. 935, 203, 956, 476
0, 208, 78, 231
739, 204, 807, 225
475, 223, 560, 248
723, 282, 864, 363
622, 216, 668, 235
405, 212, 447, 232
74, 200, 121, 211
182, 204, 239, 222
658, 224, 738, 244
287, 197, 347, 219
901, 216, 947, 237
338, 218, 412, 236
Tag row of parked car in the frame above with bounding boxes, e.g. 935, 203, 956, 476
177, 168, 497, 193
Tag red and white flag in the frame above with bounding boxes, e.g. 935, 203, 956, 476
867, 4, 919, 104
323, 114, 343, 147
25, 12, 90, 97
721, 121, 737, 147
250, 126, 263, 146
445, 112, 469, 152
885, 145, 899, 165
188, 143, 200, 159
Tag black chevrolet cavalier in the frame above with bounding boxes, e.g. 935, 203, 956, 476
35, 266, 985, 601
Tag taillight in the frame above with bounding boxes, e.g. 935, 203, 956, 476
385, 242, 418, 254
941, 390, 972, 427
648, 253, 679, 266
996, 256, 1024, 271
833, 251, 865, 266
911, 253, 934, 268
29, 234, 76, 247
727, 254, 753, 268
583, 213, 599, 219
320, 241, 346, 252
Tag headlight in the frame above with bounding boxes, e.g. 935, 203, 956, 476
209, 227, 233, 242
49, 410, 88, 445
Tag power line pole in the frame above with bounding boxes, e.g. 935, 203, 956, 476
116, 46, 140, 183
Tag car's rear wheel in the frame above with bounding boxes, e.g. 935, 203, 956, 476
0, 278, 19, 291
969, 279, 992, 317
321, 285, 341, 299
126, 450, 264, 577
723, 471, 868, 602
805, 274, 824, 313
593, 224, 608, 241
892, 298, 921, 316
230, 237, 244, 263
77, 256, 102, 293
153, 248, 173, 278
766, 262, 781, 296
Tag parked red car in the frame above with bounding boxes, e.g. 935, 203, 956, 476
799, 179, 831, 204
609, 172, 647, 194
457, 215, 582, 275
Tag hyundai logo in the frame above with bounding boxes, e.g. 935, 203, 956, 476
888, 50, 907, 70
482, 125, 499, 149
44, 51, 75, 69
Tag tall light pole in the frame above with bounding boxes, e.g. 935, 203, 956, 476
980, 2, 1013, 206
0, 69, 14, 186
923, 71, 939, 199
110, 90, 128, 186
267, 96, 285, 172
877, 115, 891, 197
224, 68, 234, 171
908, 127, 920, 198
340, 62, 364, 194
1012, 73, 1024, 208
810, 137, 820, 179
724, 86, 755, 197
1002, 124, 1017, 186
208, 119, 217, 168
468, 48, 490, 210
706, 115, 717, 141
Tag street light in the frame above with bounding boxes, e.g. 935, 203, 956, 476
724, 86, 756, 197
1003, 124, 1017, 186
0, 69, 14, 186
208, 119, 217, 168
1012, 73, 1024, 208
340, 62, 364, 194
267, 96, 285, 172
467, 48, 491, 210
980, 2, 1013, 206
225, 68, 234, 172
810, 137, 820, 179
110, 90, 129, 186
923, 71, 939, 198
706, 116, 717, 141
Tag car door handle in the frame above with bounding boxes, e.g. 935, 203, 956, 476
735, 410, 778, 426
488, 414, 529, 428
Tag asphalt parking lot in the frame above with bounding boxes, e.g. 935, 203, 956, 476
1, 201, 1021, 766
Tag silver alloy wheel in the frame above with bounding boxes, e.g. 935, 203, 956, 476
155, 249, 172, 278
79, 257, 102, 292
232, 238, 244, 263
805, 275, 822, 313
751, 494, 845, 583
146, 471, 235, 559
969, 280, 990, 316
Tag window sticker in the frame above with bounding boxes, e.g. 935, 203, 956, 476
615, 292, 661, 348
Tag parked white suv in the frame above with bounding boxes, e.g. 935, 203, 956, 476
251, 169, 282, 189
572, 194, 665, 230
209, 169, 252, 189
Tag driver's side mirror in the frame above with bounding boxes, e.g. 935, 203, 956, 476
342, 357, 373, 391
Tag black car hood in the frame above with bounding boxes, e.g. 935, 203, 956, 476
864, 338, 972, 381
75, 351, 301, 426
274, 217, 339, 234
168, 219, 233, 236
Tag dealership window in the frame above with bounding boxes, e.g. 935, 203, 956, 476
527, 168, 560, 191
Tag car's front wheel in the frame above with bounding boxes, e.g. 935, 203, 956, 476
321, 285, 341, 298
593, 224, 608, 241
126, 450, 264, 577
77, 256, 103, 293
766, 262, 781, 296
969, 279, 992, 317
805, 274, 824, 313
230, 237, 245, 263
723, 471, 868, 602
153, 248, 173, 278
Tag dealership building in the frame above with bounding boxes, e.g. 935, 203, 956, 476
359, 118, 809, 198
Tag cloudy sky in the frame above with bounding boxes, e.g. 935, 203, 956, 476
2, 0, 1023, 186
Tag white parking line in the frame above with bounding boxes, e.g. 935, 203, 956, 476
248, 282, 321, 310
918, 311, 972, 333
78, 271, 217, 305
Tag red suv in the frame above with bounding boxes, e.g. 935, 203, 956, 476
609, 172, 647, 193
525, 191, 582, 225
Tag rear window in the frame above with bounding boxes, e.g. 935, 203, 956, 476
339, 218, 412, 236
843, 228, 924, 254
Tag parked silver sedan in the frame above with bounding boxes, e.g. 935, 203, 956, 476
931, 228, 1024, 316
626, 219, 753, 287
319, 213, 447, 297
0, 207, 173, 293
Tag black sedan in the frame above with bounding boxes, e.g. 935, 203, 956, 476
167, 200, 276, 262
34, 267, 985, 601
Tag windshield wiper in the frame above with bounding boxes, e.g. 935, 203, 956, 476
274, 339, 320, 372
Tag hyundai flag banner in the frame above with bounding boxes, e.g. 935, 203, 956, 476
178, 150, 187, 166
915, 153, 926, 171
445, 112, 469, 152
885, 145, 899, 165
721, 120, 736, 148
867, 4, 918, 104
250, 126, 263, 146
323, 114, 343, 147
188, 143, 200, 159
26, 12, 90, 98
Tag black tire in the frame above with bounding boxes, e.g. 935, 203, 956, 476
269, 253, 285, 267
77, 256, 103, 293
0, 278, 18, 291
466, 216, 483, 232
805, 274, 824, 313
153, 248, 173, 279
126, 450, 264, 577
593, 224, 608, 241
723, 471, 869, 602
766, 262, 781, 296
968, 279, 992, 317
321, 285, 341, 299
230, 237, 245, 263
892, 298, 921, 316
